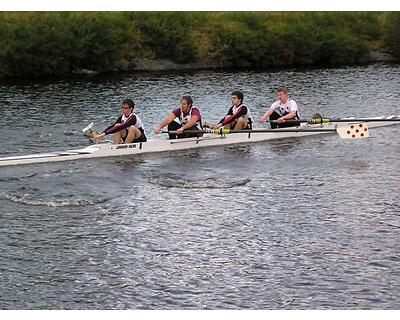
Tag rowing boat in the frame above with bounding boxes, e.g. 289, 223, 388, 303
0, 116, 399, 167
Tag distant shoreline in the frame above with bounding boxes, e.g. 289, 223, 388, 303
73, 51, 398, 76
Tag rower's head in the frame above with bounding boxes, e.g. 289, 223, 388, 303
231, 91, 243, 106
180, 96, 193, 113
122, 98, 134, 115
276, 87, 289, 103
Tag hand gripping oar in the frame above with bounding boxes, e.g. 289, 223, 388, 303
269, 115, 400, 125
162, 123, 370, 139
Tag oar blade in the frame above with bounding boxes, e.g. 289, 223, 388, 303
82, 122, 99, 141
82, 122, 94, 134
336, 123, 369, 139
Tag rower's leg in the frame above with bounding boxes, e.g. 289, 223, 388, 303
222, 115, 236, 129
282, 119, 301, 127
234, 116, 247, 130
124, 126, 142, 143
223, 120, 237, 129
167, 121, 181, 139
276, 112, 300, 128
182, 125, 203, 138
113, 130, 125, 144
269, 112, 280, 129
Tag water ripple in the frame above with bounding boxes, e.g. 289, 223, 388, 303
1, 191, 110, 207
150, 177, 251, 189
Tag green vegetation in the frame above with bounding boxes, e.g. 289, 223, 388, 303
132, 12, 202, 63
0, 12, 398, 79
0, 12, 134, 77
382, 12, 400, 59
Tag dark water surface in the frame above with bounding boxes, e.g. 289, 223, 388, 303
0, 64, 400, 309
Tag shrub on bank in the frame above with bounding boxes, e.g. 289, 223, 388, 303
382, 12, 400, 59
0, 12, 396, 79
210, 12, 373, 68
131, 12, 200, 63
0, 12, 134, 77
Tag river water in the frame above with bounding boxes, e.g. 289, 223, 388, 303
0, 63, 399, 309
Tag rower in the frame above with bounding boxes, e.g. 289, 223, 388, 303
91, 98, 147, 144
259, 87, 300, 129
212, 91, 253, 130
154, 96, 203, 139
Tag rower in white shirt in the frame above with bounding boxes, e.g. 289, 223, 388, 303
259, 87, 300, 129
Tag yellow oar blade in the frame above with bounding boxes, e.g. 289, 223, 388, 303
336, 123, 369, 139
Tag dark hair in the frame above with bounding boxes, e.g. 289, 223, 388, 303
181, 96, 193, 107
122, 98, 135, 109
231, 90, 243, 102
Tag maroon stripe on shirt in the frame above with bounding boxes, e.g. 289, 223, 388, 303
104, 114, 136, 135
221, 105, 247, 125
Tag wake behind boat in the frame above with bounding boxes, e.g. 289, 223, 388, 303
0, 116, 399, 167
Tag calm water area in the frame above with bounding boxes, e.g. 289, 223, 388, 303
0, 63, 399, 309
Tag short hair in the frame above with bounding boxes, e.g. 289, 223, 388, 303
181, 96, 193, 107
231, 90, 244, 102
122, 98, 135, 109
277, 87, 288, 94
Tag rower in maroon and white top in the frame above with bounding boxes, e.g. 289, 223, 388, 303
92, 98, 147, 144
154, 96, 203, 139
212, 90, 253, 130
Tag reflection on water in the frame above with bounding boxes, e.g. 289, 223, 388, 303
1, 64, 400, 309
267, 138, 300, 156
338, 159, 370, 172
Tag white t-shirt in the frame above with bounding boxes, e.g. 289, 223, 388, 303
270, 99, 299, 117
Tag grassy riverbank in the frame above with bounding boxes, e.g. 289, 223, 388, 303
0, 12, 399, 79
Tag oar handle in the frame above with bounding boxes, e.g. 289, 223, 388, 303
269, 116, 400, 124
161, 129, 230, 134
269, 118, 330, 124
162, 128, 338, 135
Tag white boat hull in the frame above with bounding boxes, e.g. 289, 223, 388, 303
0, 118, 399, 167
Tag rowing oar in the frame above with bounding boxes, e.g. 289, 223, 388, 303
269, 115, 400, 125
162, 123, 369, 139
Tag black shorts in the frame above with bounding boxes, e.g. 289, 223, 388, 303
131, 133, 147, 143
269, 111, 300, 129
167, 121, 203, 139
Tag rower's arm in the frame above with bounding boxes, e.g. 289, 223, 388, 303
181, 115, 199, 130
259, 107, 274, 123
154, 113, 176, 133
218, 106, 234, 124
280, 111, 297, 120
104, 114, 137, 135
103, 116, 121, 133
221, 106, 247, 126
